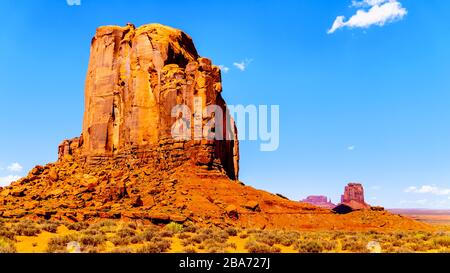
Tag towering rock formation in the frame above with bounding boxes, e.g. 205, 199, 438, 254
301, 196, 336, 209
58, 23, 239, 180
334, 183, 370, 214
341, 183, 366, 204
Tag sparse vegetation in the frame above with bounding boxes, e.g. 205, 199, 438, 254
0, 219, 447, 253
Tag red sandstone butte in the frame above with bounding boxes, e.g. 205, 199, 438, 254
58, 23, 239, 180
334, 183, 371, 213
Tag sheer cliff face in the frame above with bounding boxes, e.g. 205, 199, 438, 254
60, 23, 239, 180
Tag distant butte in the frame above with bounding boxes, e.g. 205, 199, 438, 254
301, 196, 336, 209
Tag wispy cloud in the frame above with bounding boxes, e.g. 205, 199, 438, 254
405, 185, 450, 196
7, 162, 23, 172
351, 0, 387, 8
218, 65, 230, 73
0, 175, 21, 187
328, 0, 407, 34
233, 59, 253, 72
347, 145, 356, 151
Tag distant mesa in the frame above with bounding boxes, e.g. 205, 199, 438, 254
333, 183, 372, 214
301, 195, 336, 209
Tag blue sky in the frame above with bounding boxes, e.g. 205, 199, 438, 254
1, 0, 450, 208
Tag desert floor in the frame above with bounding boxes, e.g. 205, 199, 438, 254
1, 218, 449, 253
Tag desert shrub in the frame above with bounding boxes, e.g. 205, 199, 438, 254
141, 228, 157, 242
209, 230, 229, 244
297, 241, 323, 253
0, 238, 16, 253
66, 222, 89, 231
110, 236, 131, 246
82, 246, 103, 253
96, 219, 117, 227
159, 229, 174, 238
239, 233, 249, 239
0, 229, 15, 240
109, 246, 134, 253
183, 247, 197, 253
245, 228, 260, 235
137, 239, 171, 253
79, 234, 106, 247
394, 246, 414, 253
331, 231, 345, 240
183, 222, 197, 233
245, 240, 281, 253
117, 227, 136, 238
181, 237, 198, 247
46, 234, 80, 253
91, 220, 117, 233
178, 233, 191, 240
192, 233, 208, 244
41, 221, 59, 233
341, 239, 367, 253
393, 232, 406, 240
129, 234, 144, 244
433, 237, 450, 248
254, 231, 280, 246
165, 222, 183, 234
279, 231, 300, 247
12, 220, 41, 236
206, 246, 228, 253
127, 222, 137, 230
321, 240, 337, 252
82, 227, 106, 236
197, 244, 205, 250
225, 227, 238, 236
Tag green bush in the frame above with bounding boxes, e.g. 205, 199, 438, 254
165, 222, 183, 234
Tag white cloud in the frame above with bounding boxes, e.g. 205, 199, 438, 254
405, 185, 450, 196
233, 59, 252, 72
7, 162, 23, 172
218, 65, 230, 73
347, 145, 356, 151
328, 0, 407, 34
0, 175, 21, 187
